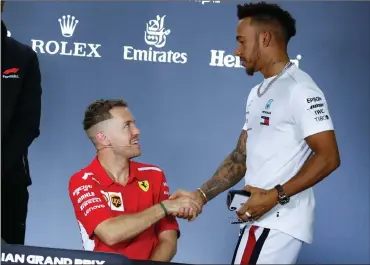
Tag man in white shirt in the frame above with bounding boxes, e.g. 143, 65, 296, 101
170, 2, 340, 264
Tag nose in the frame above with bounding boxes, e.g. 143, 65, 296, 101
235, 49, 241, 57
131, 124, 140, 136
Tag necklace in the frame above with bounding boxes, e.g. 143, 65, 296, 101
257, 61, 294, 97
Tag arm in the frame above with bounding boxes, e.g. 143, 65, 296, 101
170, 95, 253, 212
69, 173, 167, 247
282, 131, 340, 198
150, 173, 180, 261
150, 230, 177, 262
199, 129, 248, 202
237, 85, 340, 221
281, 84, 340, 198
96, 205, 166, 246
2, 50, 42, 170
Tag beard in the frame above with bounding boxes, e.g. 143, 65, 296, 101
111, 145, 141, 160
244, 42, 260, 76
246, 66, 255, 76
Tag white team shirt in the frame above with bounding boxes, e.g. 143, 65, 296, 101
243, 64, 334, 244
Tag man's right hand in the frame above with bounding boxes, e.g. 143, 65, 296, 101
162, 195, 202, 221
168, 189, 206, 220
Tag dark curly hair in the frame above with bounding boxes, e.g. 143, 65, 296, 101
83, 99, 128, 131
237, 2, 296, 43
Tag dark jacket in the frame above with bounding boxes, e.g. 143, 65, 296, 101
1, 20, 42, 186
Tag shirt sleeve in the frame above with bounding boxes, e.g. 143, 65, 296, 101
155, 173, 180, 238
290, 83, 334, 139
243, 87, 256, 131
68, 173, 114, 238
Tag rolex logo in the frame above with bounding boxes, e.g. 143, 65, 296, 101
58, 15, 79, 37
31, 14, 102, 58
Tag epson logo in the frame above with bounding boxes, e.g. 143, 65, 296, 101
307, 97, 322, 104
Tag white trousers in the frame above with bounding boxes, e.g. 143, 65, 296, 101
231, 225, 303, 264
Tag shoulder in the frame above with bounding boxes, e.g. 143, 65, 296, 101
132, 161, 165, 180
248, 84, 259, 99
285, 67, 327, 103
68, 166, 95, 189
287, 67, 323, 92
244, 84, 259, 108
7, 37, 38, 61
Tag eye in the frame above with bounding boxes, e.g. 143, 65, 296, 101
123, 123, 131, 129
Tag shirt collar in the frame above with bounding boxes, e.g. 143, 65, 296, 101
88, 156, 138, 186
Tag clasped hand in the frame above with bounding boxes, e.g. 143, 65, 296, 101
162, 190, 205, 221
236, 185, 278, 222
163, 185, 278, 222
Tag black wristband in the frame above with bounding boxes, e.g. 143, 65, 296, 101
159, 202, 168, 216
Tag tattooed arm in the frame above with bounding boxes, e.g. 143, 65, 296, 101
199, 130, 247, 202
169, 130, 248, 218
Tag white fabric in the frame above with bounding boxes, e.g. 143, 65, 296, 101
233, 225, 302, 264
242, 64, 334, 244
78, 220, 95, 251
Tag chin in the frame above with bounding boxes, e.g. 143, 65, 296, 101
130, 151, 141, 159
245, 68, 255, 76
244, 65, 256, 76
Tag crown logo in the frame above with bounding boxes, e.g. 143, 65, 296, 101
58, 15, 79, 38
290, 54, 302, 68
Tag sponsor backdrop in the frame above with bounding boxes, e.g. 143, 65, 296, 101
2, 1, 369, 264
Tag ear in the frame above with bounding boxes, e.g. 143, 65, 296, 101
261, 31, 272, 47
95, 132, 107, 144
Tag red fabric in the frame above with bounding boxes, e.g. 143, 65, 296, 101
240, 225, 258, 265
68, 157, 179, 260
156, 174, 180, 237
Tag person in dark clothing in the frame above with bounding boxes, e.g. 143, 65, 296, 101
1, 1, 42, 245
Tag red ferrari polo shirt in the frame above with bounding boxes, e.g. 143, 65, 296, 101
68, 157, 180, 260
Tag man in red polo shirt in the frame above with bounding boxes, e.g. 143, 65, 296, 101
68, 99, 200, 261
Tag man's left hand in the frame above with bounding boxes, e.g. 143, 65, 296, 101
237, 185, 278, 222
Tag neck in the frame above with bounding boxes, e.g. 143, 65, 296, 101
97, 151, 130, 185
260, 51, 290, 79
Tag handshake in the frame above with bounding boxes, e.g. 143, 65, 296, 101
161, 189, 206, 221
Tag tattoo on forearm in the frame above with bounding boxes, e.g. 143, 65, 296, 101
200, 130, 247, 201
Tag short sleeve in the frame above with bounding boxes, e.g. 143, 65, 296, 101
155, 173, 180, 238
290, 83, 334, 139
243, 87, 256, 131
68, 172, 113, 238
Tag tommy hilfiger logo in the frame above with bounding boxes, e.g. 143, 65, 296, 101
2, 68, 20, 79
260, 116, 270, 126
